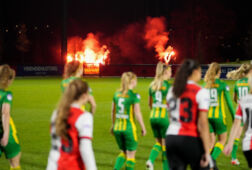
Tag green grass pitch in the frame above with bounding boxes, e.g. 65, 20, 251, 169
0, 77, 249, 170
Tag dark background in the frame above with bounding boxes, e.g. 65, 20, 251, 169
1, 0, 252, 65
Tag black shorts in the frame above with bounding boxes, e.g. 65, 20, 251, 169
165, 135, 209, 170
244, 150, 252, 168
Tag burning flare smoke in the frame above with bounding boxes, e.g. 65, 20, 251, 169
144, 17, 175, 64
67, 33, 110, 66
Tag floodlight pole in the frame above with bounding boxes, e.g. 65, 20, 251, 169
61, 0, 67, 65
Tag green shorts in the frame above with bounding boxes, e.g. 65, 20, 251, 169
0, 119, 21, 159
208, 118, 227, 135
113, 126, 138, 151
150, 118, 169, 138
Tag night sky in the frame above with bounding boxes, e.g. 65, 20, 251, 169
1, 0, 252, 65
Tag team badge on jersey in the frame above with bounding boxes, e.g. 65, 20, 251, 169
136, 94, 141, 99
7, 94, 12, 101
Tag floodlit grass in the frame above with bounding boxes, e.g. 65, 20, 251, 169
0, 77, 248, 169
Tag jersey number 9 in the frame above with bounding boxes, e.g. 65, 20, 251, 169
210, 89, 218, 102
155, 91, 162, 103
210, 89, 218, 106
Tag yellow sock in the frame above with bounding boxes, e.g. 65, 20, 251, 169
10, 166, 21, 170
211, 142, 224, 160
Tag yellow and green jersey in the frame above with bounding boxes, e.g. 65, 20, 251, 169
113, 89, 140, 133
0, 89, 13, 135
0, 89, 21, 158
149, 80, 171, 119
207, 79, 235, 122
61, 76, 93, 95
61, 76, 79, 92
234, 77, 249, 100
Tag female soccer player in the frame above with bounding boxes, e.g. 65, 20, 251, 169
204, 62, 235, 167
61, 61, 84, 92
224, 76, 252, 170
61, 61, 96, 114
146, 62, 171, 170
226, 63, 252, 165
166, 59, 211, 170
111, 72, 146, 170
0, 64, 21, 170
47, 79, 97, 170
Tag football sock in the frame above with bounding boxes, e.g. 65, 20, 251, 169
211, 142, 224, 160
162, 145, 169, 170
114, 152, 126, 170
231, 138, 240, 159
126, 158, 135, 170
10, 166, 21, 170
148, 142, 162, 164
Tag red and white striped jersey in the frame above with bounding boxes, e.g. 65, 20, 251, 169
166, 80, 210, 137
235, 94, 252, 151
46, 104, 93, 170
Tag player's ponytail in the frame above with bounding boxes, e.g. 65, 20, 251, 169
56, 79, 89, 140
150, 62, 170, 91
119, 72, 137, 96
173, 59, 200, 98
63, 61, 83, 79
226, 64, 252, 80
204, 62, 221, 88
0, 64, 15, 89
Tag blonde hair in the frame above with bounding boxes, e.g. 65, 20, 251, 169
55, 79, 89, 140
226, 64, 252, 80
119, 72, 137, 95
0, 64, 15, 89
150, 62, 171, 91
204, 62, 221, 88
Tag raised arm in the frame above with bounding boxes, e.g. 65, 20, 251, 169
134, 103, 146, 136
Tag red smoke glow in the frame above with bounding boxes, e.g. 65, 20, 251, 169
144, 17, 175, 64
